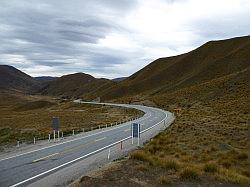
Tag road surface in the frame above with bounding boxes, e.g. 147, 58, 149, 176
0, 102, 174, 187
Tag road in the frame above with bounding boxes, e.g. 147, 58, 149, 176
0, 102, 174, 187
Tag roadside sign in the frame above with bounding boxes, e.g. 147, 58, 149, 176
52, 117, 60, 131
132, 123, 140, 138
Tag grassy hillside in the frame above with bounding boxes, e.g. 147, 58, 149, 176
0, 65, 40, 93
75, 68, 250, 187
75, 36, 250, 186
40, 72, 114, 98
93, 36, 250, 101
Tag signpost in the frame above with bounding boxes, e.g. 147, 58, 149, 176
52, 117, 60, 142
131, 123, 140, 146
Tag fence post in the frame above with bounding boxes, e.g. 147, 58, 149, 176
48, 134, 51, 142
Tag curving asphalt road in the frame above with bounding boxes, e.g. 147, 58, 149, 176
0, 102, 173, 187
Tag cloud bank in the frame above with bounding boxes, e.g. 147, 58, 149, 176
0, 0, 249, 78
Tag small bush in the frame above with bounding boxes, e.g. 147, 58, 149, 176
203, 163, 218, 173
157, 175, 170, 185
180, 167, 199, 180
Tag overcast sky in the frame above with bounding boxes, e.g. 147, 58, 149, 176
0, 0, 249, 78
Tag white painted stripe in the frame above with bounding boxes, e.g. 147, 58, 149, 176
94, 137, 106, 142
33, 153, 59, 163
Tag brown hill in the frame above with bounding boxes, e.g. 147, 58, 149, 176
0, 65, 40, 93
94, 36, 250, 101
73, 36, 250, 187
41, 73, 114, 98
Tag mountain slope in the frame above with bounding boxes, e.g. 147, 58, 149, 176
35, 76, 58, 82
0, 65, 40, 93
41, 73, 114, 98
96, 36, 250, 100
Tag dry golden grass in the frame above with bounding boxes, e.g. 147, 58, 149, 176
0, 93, 142, 147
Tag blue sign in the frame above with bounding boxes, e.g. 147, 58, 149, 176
132, 123, 140, 138
52, 117, 60, 131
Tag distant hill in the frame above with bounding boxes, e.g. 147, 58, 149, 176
0, 65, 40, 93
35, 76, 58, 82
112, 77, 127, 82
95, 36, 250, 101
40, 73, 114, 98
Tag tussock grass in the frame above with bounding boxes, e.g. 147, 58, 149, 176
157, 175, 171, 185
203, 163, 218, 173
156, 158, 180, 171
217, 168, 250, 186
130, 151, 153, 164
179, 167, 199, 180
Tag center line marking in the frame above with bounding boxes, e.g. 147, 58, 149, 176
95, 137, 106, 142
33, 153, 59, 163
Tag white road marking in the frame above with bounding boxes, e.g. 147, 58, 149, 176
94, 137, 106, 142
33, 153, 59, 163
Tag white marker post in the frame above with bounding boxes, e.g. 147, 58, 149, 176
82, 128, 84, 133
53, 130, 56, 142
48, 134, 51, 142
131, 124, 134, 144
73, 129, 75, 135
58, 131, 60, 141
62, 132, 64, 139
137, 124, 140, 146
33, 137, 36, 144
17, 141, 20, 147
107, 148, 111, 160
